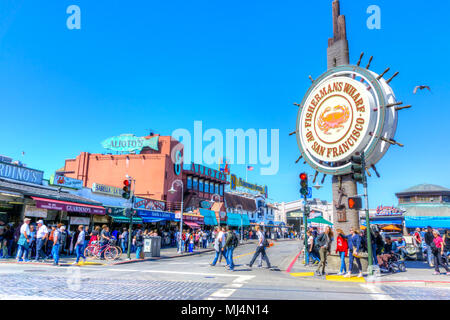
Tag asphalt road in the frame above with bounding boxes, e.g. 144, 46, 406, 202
0, 240, 448, 300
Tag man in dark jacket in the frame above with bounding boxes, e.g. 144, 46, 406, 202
224, 227, 238, 271
315, 226, 333, 276
424, 226, 434, 267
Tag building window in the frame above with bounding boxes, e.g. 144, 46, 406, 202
219, 184, 224, 196
199, 179, 204, 193
205, 181, 210, 194
187, 176, 192, 190
443, 196, 450, 203
214, 183, 219, 195
193, 178, 198, 190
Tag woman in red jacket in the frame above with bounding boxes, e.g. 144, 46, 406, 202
336, 229, 348, 275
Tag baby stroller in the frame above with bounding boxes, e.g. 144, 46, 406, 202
386, 253, 407, 273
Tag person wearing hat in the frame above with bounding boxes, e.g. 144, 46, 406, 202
34, 220, 48, 262
16, 218, 31, 262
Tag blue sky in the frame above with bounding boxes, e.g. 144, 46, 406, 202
0, 0, 449, 208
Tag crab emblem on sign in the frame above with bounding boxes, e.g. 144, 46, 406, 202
317, 105, 350, 135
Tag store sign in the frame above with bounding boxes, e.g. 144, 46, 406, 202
92, 183, 123, 197
296, 65, 399, 176
34, 199, 105, 215
69, 217, 90, 225
50, 174, 83, 189
230, 174, 268, 197
24, 205, 48, 218
101, 134, 159, 153
134, 197, 166, 211
138, 210, 174, 220
186, 164, 227, 182
182, 214, 204, 224
0, 161, 43, 185
376, 206, 404, 216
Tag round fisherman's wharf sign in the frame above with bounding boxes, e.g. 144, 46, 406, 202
300, 76, 372, 162
296, 65, 399, 175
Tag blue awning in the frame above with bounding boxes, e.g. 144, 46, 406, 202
226, 213, 250, 227
200, 209, 218, 226
405, 216, 450, 229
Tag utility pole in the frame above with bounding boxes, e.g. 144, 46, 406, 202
361, 153, 373, 273
125, 177, 135, 260
351, 153, 373, 273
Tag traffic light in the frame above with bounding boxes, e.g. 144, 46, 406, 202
304, 206, 310, 217
350, 154, 365, 184
300, 173, 308, 197
348, 196, 362, 210
122, 179, 131, 199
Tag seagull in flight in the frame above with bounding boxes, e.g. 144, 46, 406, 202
413, 85, 431, 94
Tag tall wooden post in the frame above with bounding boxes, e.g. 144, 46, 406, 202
328, 0, 360, 237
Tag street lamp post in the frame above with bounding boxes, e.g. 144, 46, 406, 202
168, 179, 184, 254
236, 204, 244, 243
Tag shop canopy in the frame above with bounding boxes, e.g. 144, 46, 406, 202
184, 221, 201, 229
199, 209, 218, 226
382, 224, 402, 231
405, 216, 450, 229
308, 216, 333, 226
32, 196, 105, 215
104, 206, 143, 224
226, 213, 250, 227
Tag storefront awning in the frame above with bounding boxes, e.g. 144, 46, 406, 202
405, 216, 450, 229
184, 221, 201, 229
199, 209, 218, 226
32, 197, 105, 215
226, 213, 250, 227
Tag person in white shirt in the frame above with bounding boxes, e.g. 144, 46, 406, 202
210, 226, 226, 266
16, 218, 31, 262
73, 225, 86, 264
34, 220, 48, 262
247, 226, 272, 269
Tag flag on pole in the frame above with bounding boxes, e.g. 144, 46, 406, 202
247, 166, 254, 171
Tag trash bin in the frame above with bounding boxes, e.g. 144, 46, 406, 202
144, 236, 161, 257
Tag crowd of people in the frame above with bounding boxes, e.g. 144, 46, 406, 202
209, 225, 274, 272
304, 225, 450, 277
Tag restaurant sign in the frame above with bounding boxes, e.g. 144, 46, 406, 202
134, 197, 166, 211
185, 164, 227, 182
50, 174, 83, 189
34, 199, 105, 215
0, 161, 43, 185
230, 174, 268, 198
101, 134, 159, 153
375, 206, 404, 216
92, 183, 123, 197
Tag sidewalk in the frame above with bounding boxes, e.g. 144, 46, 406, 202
0, 239, 260, 267
286, 252, 450, 286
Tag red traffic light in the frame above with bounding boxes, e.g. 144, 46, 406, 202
123, 179, 130, 186
299, 173, 307, 181
348, 197, 362, 210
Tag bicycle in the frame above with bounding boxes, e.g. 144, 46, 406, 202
84, 240, 119, 261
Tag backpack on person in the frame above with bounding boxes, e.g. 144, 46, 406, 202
232, 232, 239, 248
